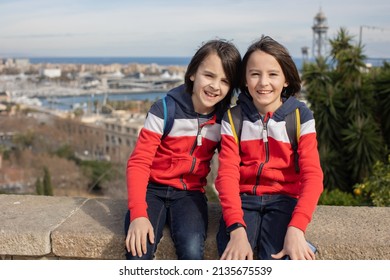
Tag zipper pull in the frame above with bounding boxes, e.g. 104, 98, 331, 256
262, 126, 268, 142
197, 133, 202, 146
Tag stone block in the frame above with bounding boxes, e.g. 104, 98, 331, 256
52, 197, 127, 259
0, 194, 86, 256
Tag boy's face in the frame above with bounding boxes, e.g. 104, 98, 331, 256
245, 50, 288, 115
190, 53, 230, 115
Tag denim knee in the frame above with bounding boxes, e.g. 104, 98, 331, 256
125, 250, 155, 260
175, 233, 205, 260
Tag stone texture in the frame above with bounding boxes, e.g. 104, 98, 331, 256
1, 194, 389, 260
51, 197, 127, 259
306, 206, 390, 260
0, 194, 86, 256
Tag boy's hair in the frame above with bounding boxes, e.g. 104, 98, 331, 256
184, 39, 242, 114
241, 35, 301, 98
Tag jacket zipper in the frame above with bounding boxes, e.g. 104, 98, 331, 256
253, 116, 270, 194
180, 116, 203, 190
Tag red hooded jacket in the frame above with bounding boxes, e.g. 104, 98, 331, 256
216, 93, 323, 232
127, 85, 222, 221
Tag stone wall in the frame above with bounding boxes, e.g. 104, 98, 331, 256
0, 194, 389, 260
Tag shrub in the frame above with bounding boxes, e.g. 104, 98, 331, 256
353, 156, 390, 207
318, 188, 363, 206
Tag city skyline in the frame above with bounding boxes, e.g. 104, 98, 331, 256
1, 0, 389, 59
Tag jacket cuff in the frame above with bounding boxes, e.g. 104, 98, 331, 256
288, 212, 311, 233
129, 208, 148, 222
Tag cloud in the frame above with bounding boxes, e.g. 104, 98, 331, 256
0, 0, 389, 57
1, 33, 89, 39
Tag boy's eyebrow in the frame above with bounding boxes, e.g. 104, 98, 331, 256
202, 69, 216, 75
248, 68, 281, 72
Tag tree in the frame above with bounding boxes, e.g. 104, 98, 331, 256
302, 27, 387, 193
13, 130, 35, 150
35, 177, 44, 195
371, 62, 390, 149
302, 55, 350, 189
80, 160, 114, 193
73, 107, 84, 117
43, 166, 53, 196
353, 155, 390, 207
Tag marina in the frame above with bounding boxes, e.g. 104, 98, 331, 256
38, 91, 167, 111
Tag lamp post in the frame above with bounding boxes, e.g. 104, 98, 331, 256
359, 25, 385, 46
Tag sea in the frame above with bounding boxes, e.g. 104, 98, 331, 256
29, 56, 192, 66
38, 91, 167, 111
31, 56, 390, 111
28, 56, 390, 70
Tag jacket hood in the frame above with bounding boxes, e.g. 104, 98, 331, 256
238, 91, 306, 122
237, 92, 260, 122
273, 96, 306, 121
167, 84, 219, 120
166, 84, 194, 112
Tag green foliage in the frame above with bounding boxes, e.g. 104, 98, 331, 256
73, 107, 84, 117
54, 144, 78, 162
318, 144, 350, 191
13, 130, 35, 149
32, 168, 52, 196
35, 177, 43, 195
342, 116, 383, 182
0, 145, 10, 160
318, 188, 363, 206
372, 62, 390, 149
302, 27, 387, 195
80, 160, 114, 192
2, 149, 11, 160
43, 166, 53, 196
353, 156, 390, 207
101, 105, 113, 114
329, 27, 355, 62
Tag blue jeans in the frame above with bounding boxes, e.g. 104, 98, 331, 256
124, 183, 208, 260
217, 194, 297, 260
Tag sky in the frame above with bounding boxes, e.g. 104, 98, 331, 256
1, 0, 389, 59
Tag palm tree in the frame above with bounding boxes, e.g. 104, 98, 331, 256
342, 116, 383, 181
302, 52, 350, 189
302, 27, 386, 191
329, 27, 354, 62
372, 62, 390, 149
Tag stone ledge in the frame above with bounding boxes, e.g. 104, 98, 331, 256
0, 194, 389, 260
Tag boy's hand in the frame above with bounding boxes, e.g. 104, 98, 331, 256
125, 217, 155, 257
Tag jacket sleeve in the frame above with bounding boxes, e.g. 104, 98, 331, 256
215, 115, 246, 228
289, 109, 324, 232
126, 102, 164, 222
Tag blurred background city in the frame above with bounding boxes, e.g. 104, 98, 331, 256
1, 0, 389, 206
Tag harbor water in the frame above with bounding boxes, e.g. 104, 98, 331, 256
38, 91, 167, 111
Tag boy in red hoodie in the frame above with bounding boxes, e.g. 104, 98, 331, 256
216, 36, 323, 260
125, 39, 241, 260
